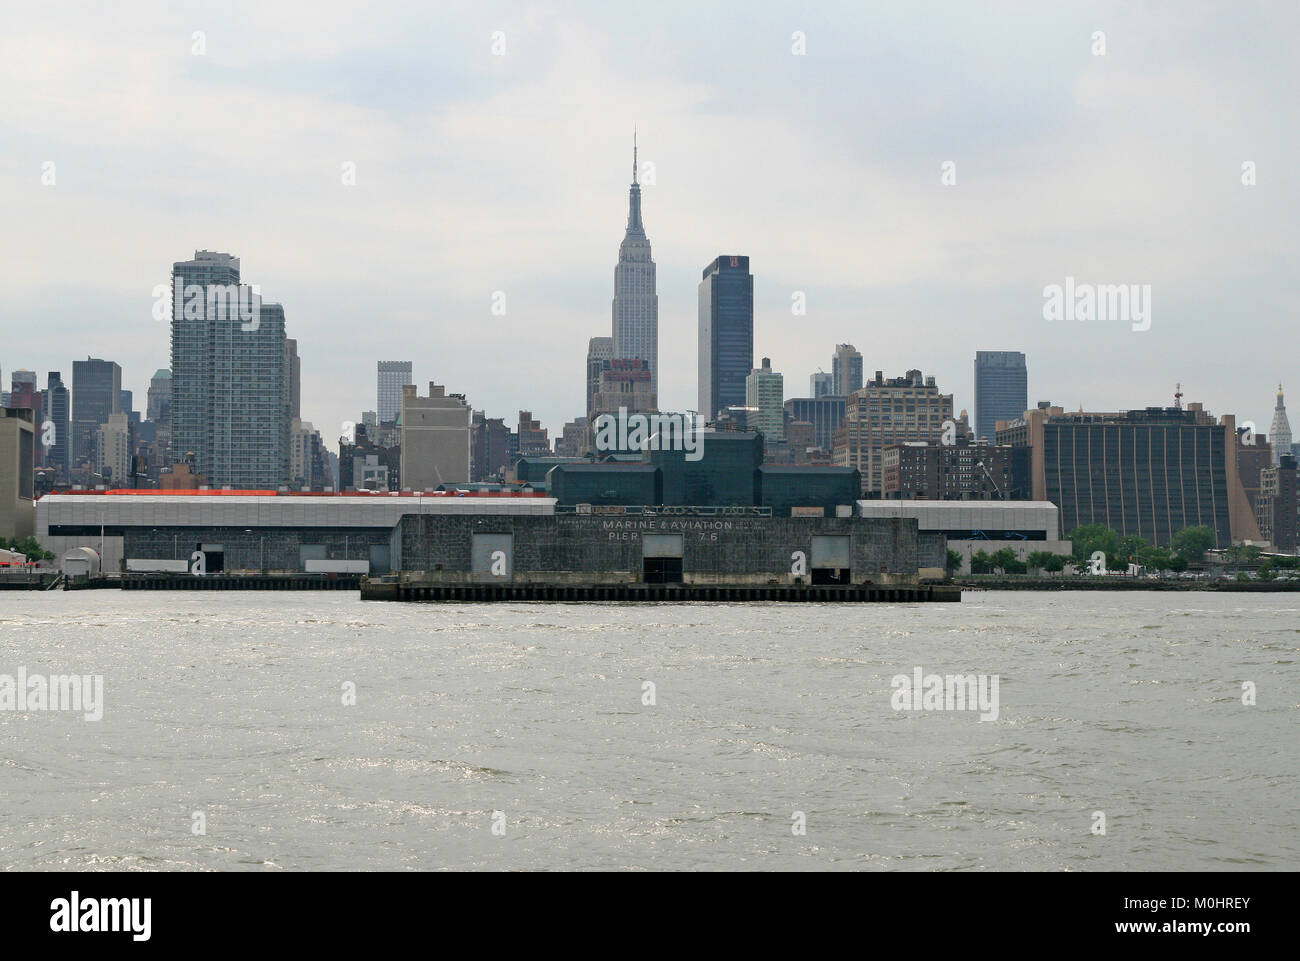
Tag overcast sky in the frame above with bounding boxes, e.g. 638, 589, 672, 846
4, 1, 1297, 446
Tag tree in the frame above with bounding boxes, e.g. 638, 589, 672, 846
946, 549, 963, 574
1116, 534, 1151, 569
991, 547, 1026, 574
0, 536, 54, 561
1068, 524, 1120, 564
1170, 525, 1215, 563
970, 549, 993, 574
1026, 550, 1055, 573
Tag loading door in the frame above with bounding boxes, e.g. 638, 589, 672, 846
810, 535, 850, 585
472, 533, 514, 582
642, 533, 684, 584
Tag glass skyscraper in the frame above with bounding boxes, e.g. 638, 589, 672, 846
377, 361, 413, 424
974, 350, 1028, 442
698, 255, 754, 421
611, 138, 658, 394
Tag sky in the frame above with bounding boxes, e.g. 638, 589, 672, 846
3, 1, 1297, 447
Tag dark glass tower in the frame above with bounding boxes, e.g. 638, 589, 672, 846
974, 350, 1028, 442
698, 255, 754, 421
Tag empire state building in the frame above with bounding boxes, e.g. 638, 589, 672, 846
611, 135, 659, 394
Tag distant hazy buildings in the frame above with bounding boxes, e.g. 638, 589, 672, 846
71, 357, 121, 471
44, 372, 70, 477
286, 339, 301, 421
591, 358, 657, 420
998, 403, 1258, 548
1270, 385, 1292, 467
96, 413, 131, 485
974, 350, 1028, 442
834, 370, 954, 496
784, 396, 847, 455
170, 251, 290, 489
400, 383, 471, 489
377, 361, 413, 424
831, 345, 863, 397
810, 372, 833, 398
745, 358, 784, 442
611, 140, 658, 393
698, 255, 754, 421
147, 369, 171, 424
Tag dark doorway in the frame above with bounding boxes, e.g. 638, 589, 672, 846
810, 567, 849, 585
643, 557, 684, 584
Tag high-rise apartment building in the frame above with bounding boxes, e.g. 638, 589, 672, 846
170, 251, 290, 489
377, 361, 413, 424
831, 345, 863, 397
974, 350, 1028, 442
997, 403, 1258, 548
286, 339, 301, 421
96, 413, 131, 485
745, 358, 784, 442
399, 383, 472, 489
71, 357, 121, 470
611, 138, 658, 393
834, 370, 954, 496
698, 255, 754, 421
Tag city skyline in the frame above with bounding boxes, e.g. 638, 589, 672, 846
4, 3, 1297, 449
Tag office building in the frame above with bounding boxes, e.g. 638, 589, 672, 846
832, 345, 863, 397
745, 358, 784, 442
517, 411, 551, 458
287, 339, 301, 421
591, 358, 657, 421
147, 369, 171, 423
95, 413, 131, 485
611, 137, 658, 393
71, 357, 121, 470
784, 396, 847, 455
377, 361, 413, 424
698, 255, 754, 420
834, 370, 954, 496
882, 442, 1023, 500
0, 408, 35, 539
43, 372, 70, 477
997, 403, 1259, 548
974, 350, 1028, 442
400, 383, 472, 489
1270, 385, 1292, 467
585, 337, 613, 418
810, 372, 833, 398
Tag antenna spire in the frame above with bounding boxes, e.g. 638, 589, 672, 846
633, 129, 638, 185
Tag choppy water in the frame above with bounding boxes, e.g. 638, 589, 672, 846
0, 590, 1296, 871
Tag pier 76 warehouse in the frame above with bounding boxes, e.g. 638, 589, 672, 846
36, 490, 948, 589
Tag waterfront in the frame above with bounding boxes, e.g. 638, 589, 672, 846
1, 591, 1295, 871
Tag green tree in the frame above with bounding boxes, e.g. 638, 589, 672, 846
970, 549, 993, 574
1116, 534, 1150, 569
0, 536, 54, 561
1068, 524, 1120, 564
1170, 525, 1215, 563
991, 547, 1026, 574
1026, 550, 1054, 573
946, 548, 963, 573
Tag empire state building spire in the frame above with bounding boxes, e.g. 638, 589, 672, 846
612, 132, 659, 395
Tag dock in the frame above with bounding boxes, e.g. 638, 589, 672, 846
361, 579, 960, 603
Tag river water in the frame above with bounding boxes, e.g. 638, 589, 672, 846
1, 590, 1295, 871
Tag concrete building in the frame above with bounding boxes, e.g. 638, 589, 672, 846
997, 403, 1260, 547
400, 383, 472, 489
974, 350, 1028, 442
591, 359, 657, 422
856, 499, 1070, 574
745, 358, 784, 442
882, 442, 1024, 500
831, 345, 863, 397
71, 357, 121, 470
611, 137, 658, 393
516, 411, 551, 459
698, 255, 754, 420
834, 370, 954, 496
377, 361, 413, 424
0, 408, 35, 539
95, 413, 131, 485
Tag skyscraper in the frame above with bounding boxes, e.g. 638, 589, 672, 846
1270, 384, 1292, 467
974, 350, 1028, 442
585, 337, 613, 417
810, 372, 833, 398
377, 360, 413, 424
44, 371, 70, 476
831, 345, 862, 397
698, 255, 754, 421
611, 136, 658, 394
834, 369, 954, 495
286, 339, 301, 421
745, 358, 784, 442
71, 357, 121, 470
170, 250, 289, 489
147, 369, 171, 423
